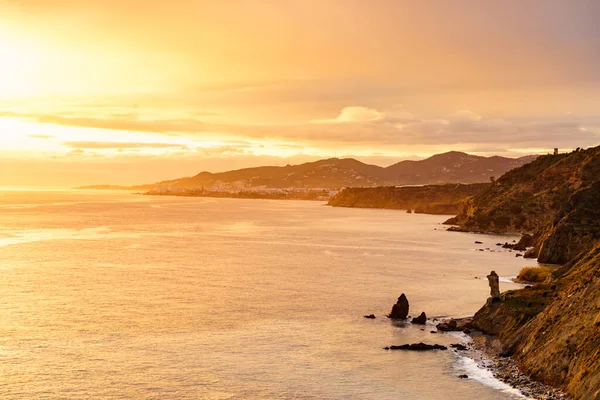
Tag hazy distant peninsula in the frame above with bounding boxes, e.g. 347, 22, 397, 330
145, 187, 335, 201
328, 183, 489, 214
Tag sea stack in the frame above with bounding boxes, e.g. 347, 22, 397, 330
411, 312, 427, 324
487, 270, 500, 299
388, 293, 410, 319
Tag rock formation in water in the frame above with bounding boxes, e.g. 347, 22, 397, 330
411, 312, 427, 324
384, 342, 447, 351
487, 271, 500, 299
513, 233, 534, 251
388, 293, 409, 319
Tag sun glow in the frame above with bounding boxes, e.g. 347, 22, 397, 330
0, 27, 43, 97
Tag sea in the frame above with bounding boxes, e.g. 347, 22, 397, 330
0, 190, 535, 399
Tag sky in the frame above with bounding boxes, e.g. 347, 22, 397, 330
0, 0, 599, 187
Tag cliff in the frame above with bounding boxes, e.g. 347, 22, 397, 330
327, 183, 488, 214
470, 245, 600, 399
446, 145, 600, 264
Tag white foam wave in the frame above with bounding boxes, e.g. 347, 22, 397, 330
499, 276, 518, 284
455, 356, 528, 399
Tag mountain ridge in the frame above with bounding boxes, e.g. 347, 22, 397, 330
80, 151, 537, 190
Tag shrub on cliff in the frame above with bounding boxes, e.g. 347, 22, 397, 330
515, 266, 556, 283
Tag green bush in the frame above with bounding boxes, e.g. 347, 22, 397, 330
516, 266, 557, 283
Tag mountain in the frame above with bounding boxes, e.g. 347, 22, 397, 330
446, 145, 600, 264
383, 151, 536, 185
101, 152, 535, 191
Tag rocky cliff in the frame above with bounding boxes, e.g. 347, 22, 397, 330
470, 245, 600, 399
328, 183, 488, 214
446, 145, 600, 264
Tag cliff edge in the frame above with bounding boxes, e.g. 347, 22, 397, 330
470, 246, 600, 399
446, 145, 600, 264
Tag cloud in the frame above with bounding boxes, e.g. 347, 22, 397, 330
62, 141, 185, 149
453, 109, 482, 121
197, 145, 248, 156
28, 134, 54, 140
313, 106, 385, 123
0, 110, 207, 134
3, 108, 599, 153
67, 148, 85, 156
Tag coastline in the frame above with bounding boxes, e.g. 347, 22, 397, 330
435, 317, 570, 399
466, 329, 570, 399
144, 189, 334, 202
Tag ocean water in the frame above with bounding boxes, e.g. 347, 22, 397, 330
0, 190, 534, 399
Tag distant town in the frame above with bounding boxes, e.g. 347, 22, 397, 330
146, 186, 339, 201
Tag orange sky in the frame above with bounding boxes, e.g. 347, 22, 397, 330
1, 0, 599, 187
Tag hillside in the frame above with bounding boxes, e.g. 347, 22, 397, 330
327, 183, 489, 214
446, 145, 600, 264
84, 152, 535, 191
469, 244, 600, 399
384, 151, 535, 185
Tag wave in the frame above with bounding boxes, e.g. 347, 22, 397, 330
454, 355, 527, 399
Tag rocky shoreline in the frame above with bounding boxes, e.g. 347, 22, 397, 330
433, 271, 572, 399
442, 318, 570, 400
382, 290, 572, 399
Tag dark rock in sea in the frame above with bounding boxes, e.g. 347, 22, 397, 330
388, 293, 409, 319
411, 312, 427, 324
502, 242, 516, 249
406, 209, 412, 213
516, 253, 523, 257
386, 342, 447, 351
475, 241, 483, 244
513, 233, 534, 251
524, 247, 539, 259
430, 330, 436, 334
496, 243, 503, 246
363, 314, 376, 319
458, 374, 469, 379
446, 226, 474, 232
437, 319, 459, 331
451, 343, 468, 351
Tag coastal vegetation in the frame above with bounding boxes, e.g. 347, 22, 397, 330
514, 266, 557, 283
328, 183, 488, 214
